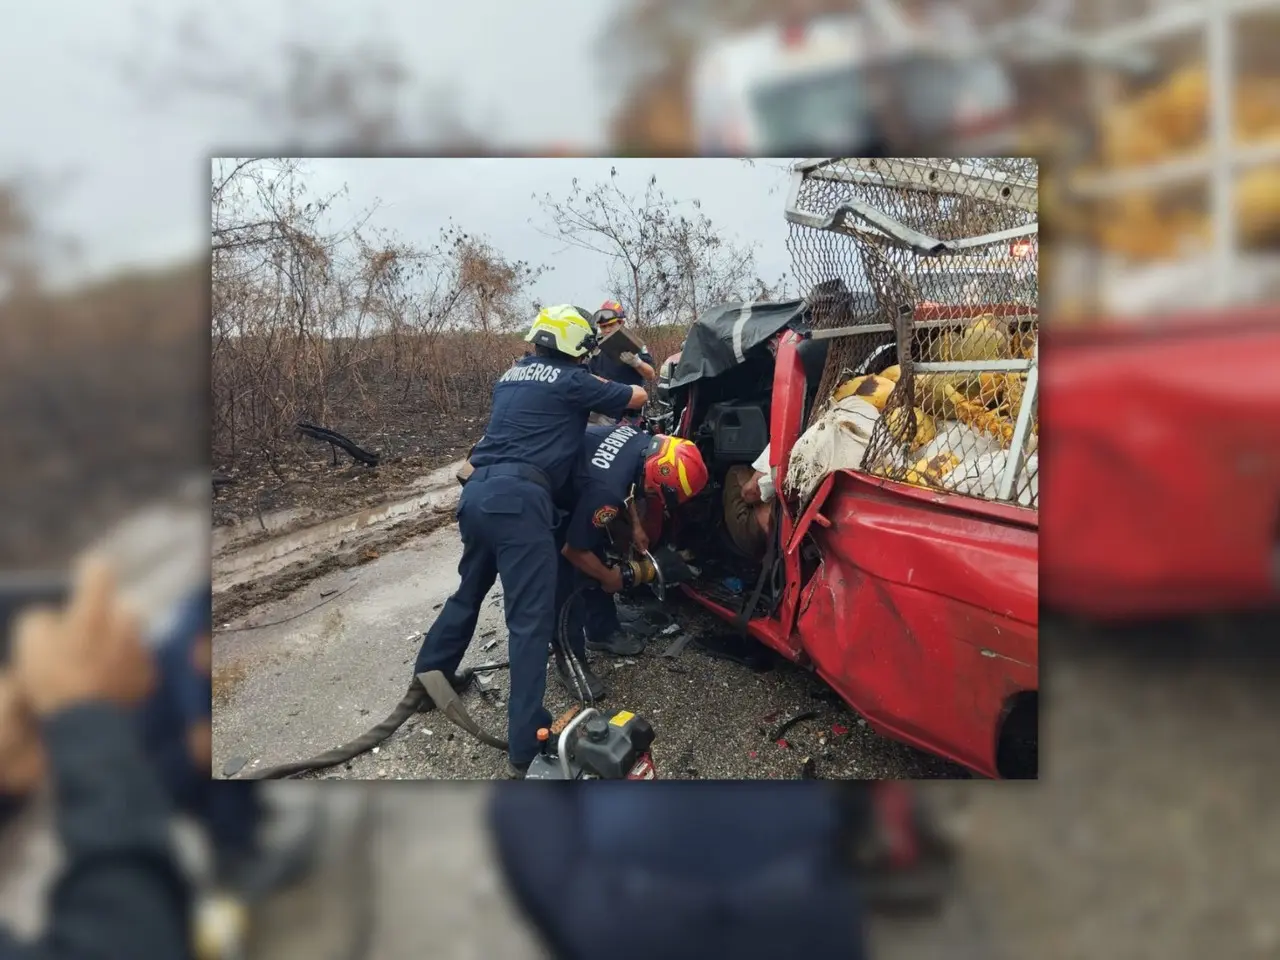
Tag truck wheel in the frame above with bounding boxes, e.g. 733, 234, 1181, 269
996, 691, 1038, 780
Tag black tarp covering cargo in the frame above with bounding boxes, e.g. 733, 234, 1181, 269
667, 300, 808, 391
668, 283, 882, 391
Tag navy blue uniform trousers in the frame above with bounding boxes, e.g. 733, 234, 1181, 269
489, 782, 869, 960
414, 472, 558, 764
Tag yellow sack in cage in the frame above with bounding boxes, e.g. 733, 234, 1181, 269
832, 373, 896, 411
958, 372, 1011, 408
884, 405, 938, 451
1010, 328, 1037, 361
954, 314, 1011, 362
943, 384, 1017, 447
916, 374, 966, 418
902, 451, 963, 489
924, 314, 1010, 363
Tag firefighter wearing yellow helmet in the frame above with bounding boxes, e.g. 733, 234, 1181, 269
412, 305, 647, 778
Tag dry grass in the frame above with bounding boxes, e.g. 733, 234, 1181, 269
0, 260, 207, 567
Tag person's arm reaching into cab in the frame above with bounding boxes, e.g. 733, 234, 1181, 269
560, 493, 626, 594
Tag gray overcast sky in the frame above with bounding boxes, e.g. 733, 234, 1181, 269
280, 158, 798, 307
0, 0, 649, 285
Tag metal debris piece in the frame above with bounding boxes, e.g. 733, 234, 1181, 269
660, 622, 682, 636
222, 756, 249, 778
772, 709, 820, 742
661, 631, 695, 659
481, 637, 498, 652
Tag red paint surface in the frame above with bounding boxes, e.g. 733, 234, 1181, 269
1041, 312, 1280, 617
663, 305, 1279, 776
795, 471, 1037, 778
674, 332, 1038, 777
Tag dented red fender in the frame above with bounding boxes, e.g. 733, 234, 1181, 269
795, 474, 1036, 778
1041, 311, 1280, 618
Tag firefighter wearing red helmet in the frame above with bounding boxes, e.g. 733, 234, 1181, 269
588, 300, 656, 426
642, 434, 709, 512
553, 425, 708, 699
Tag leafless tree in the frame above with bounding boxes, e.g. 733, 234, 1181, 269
210, 159, 545, 472
534, 171, 775, 329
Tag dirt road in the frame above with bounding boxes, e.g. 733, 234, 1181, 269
211, 517, 963, 781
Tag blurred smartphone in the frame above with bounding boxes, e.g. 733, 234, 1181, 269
0, 574, 69, 665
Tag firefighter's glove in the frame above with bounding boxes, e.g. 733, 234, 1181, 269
619, 351, 641, 369
650, 545, 697, 586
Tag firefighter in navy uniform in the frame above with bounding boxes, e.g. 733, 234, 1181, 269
552, 425, 708, 700
412, 305, 645, 779
587, 301, 655, 426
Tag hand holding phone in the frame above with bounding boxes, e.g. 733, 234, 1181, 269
0, 573, 68, 665
11, 557, 156, 716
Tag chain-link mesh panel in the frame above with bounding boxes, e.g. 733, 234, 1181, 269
785, 158, 1039, 510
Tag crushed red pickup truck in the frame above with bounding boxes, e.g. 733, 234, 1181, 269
645, 297, 1038, 780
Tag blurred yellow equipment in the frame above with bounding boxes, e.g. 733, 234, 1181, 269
1088, 65, 1280, 259
194, 894, 250, 960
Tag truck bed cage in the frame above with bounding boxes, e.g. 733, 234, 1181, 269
784, 157, 1039, 511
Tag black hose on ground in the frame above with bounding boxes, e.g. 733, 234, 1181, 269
237, 582, 601, 779
554, 583, 598, 704
239, 682, 430, 780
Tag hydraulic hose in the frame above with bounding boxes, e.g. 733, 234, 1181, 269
239, 682, 432, 780
235, 584, 604, 778
554, 582, 600, 705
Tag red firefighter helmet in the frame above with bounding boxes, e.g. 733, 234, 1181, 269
643, 435, 709, 508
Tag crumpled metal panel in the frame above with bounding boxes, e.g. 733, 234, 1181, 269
794, 472, 1037, 778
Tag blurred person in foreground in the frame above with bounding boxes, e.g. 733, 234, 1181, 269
490, 782, 870, 959
490, 780, 957, 959
138, 586, 320, 909
0, 558, 189, 959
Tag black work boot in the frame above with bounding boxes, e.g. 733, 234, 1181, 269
615, 599, 646, 623
552, 649, 609, 702
586, 630, 646, 656
507, 759, 531, 780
